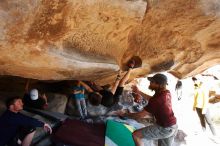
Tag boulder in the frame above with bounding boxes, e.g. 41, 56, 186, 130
0, 0, 220, 83
46, 93, 68, 114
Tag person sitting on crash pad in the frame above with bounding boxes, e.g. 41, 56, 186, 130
23, 79, 48, 110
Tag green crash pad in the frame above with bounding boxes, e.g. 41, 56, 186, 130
105, 120, 135, 146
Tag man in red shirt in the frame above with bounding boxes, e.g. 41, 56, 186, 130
120, 73, 177, 146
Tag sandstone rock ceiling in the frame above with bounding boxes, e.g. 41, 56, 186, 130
0, 0, 220, 84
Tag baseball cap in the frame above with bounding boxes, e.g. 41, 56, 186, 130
30, 89, 39, 100
147, 73, 168, 85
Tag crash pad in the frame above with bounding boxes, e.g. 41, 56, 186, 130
52, 119, 105, 146
105, 120, 135, 146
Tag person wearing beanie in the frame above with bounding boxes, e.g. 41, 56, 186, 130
119, 73, 177, 146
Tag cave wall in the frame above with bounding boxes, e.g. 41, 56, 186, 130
0, 0, 146, 82
0, 0, 220, 84
123, 0, 220, 79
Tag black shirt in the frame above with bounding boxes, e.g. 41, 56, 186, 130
23, 93, 46, 109
100, 87, 124, 107
100, 90, 114, 107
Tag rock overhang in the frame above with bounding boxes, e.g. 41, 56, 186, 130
0, 0, 220, 84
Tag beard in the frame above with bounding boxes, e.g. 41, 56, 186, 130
148, 85, 155, 91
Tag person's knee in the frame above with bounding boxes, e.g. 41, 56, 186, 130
132, 132, 138, 141
132, 130, 142, 140
26, 130, 36, 138
22, 130, 36, 146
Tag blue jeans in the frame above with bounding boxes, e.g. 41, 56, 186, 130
75, 98, 87, 118
141, 124, 178, 146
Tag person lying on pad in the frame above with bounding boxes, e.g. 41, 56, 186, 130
80, 60, 135, 108
0, 96, 52, 146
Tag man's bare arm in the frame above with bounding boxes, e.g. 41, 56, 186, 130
132, 85, 152, 101
79, 81, 94, 93
73, 90, 82, 94
139, 91, 152, 101
124, 110, 150, 119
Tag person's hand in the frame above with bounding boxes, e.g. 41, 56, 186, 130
42, 93, 47, 99
131, 85, 140, 94
78, 80, 83, 85
193, 107, 196, 111
117, 110, 126, 117
134, 93, 142, 103
44, 123, 52, 134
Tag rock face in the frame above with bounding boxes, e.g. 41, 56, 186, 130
124, 0, 220, 79
0, 0, 220, 83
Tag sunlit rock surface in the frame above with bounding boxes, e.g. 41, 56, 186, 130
123, 0, 220, 79
0, 0, 220, 83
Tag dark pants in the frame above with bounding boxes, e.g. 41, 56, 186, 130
196, 108, 216, 136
